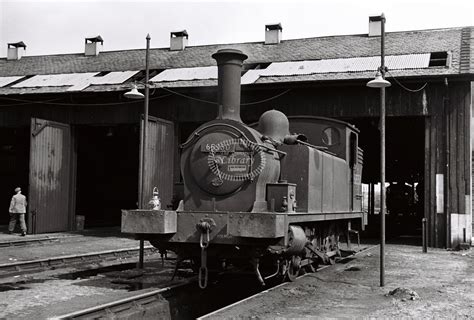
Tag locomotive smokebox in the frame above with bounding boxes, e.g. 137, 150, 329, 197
212, 49, 248, 122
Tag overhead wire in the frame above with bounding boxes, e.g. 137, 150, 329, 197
241, 89, 291, 105
0, 85, 291, 107
161, 87, 292, 106
0, 97, 63, 107
160, 87, 216, 105
387, 70, 428, 92
0, 93, 173, 106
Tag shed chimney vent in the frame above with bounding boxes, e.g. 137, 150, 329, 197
368, 16, 383, 37
265, 23, 282, 44
85, 35, 103, 56
170, 30, 188, 51
7, 41, 26, 60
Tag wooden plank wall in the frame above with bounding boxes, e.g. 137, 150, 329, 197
425, 82, 472, 247
1, 81, 471, 246
0, 85, 427, 126
238, 85, 428, 121
0, 92, 177, 127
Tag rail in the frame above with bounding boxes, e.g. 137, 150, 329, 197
0, 246, 158, 275
51, 281, 194, 319
0, 234, 79, 248
198, 244, 376, 319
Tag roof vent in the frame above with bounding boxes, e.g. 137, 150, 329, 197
170, 30, 188, 51
7, 41, 26, 60
85, 35, 104, 56
368, 16, 383, 37
265, 23, 282, 44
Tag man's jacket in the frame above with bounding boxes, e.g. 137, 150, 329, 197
9, 194, 27, 213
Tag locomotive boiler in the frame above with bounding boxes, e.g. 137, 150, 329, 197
122, 49, 365, 288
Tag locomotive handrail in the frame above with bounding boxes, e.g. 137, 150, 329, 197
179, 123, 249, 149
179, 122, 287, 156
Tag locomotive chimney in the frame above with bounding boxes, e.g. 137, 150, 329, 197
212, 49, 248, 122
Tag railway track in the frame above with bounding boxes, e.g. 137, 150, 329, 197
198, 245, 375, 319
0, 246, 158, 276
51, 245, 374, 320
0, 234, 80, 248
52, 280, 195, 319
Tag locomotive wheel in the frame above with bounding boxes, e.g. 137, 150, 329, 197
286, 256, 301, 282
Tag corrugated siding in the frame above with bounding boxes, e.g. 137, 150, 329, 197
150, 66, 217, 82
29, 118, 71, 233
142, 117, 174, 209
0, 76, 23, 87
12, 71, 139, 91
259, 53, 431, 77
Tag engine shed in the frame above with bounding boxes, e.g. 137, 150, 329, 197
0, 20, 472, 248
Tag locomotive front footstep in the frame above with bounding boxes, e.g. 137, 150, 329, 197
122, 49, 366, 289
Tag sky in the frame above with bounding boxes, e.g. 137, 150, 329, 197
0, 0, 473, 57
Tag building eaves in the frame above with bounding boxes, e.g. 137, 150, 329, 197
253, 68, 459, 85
0, 67, 460, 96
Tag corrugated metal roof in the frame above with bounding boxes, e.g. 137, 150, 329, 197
259, 53, 431, 77
149, 54, 430, 86
151, 66, 265, 85
241, 70, 265, 85
11, 71, 139, 91
90, 71, 139, 84
0, 76, 24, 87
12, 73, 96, 88
150, 66, 217, 82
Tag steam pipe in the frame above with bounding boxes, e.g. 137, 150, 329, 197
212, 49, 248, 122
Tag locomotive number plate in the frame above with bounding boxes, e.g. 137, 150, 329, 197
201, 143, 235, 153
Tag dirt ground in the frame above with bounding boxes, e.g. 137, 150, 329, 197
0, 230, 158, 319
205, 244, 474, 319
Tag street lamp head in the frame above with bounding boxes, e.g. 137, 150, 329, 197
367, 71, 391, 88
124, 84, 145, 99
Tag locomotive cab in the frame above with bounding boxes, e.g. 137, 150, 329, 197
281, 117, 364, 213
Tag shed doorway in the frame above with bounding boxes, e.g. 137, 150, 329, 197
351, 117, 426, 243
75, 125, 139, 227
0, 127, 29, 226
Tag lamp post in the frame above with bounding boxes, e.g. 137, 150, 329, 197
141, 34, 151, 210
366, 13, 390, 287
124, 34, 151, 269
124, 34, 151, 209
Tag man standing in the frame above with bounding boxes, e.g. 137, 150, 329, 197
8, 187, 27, 236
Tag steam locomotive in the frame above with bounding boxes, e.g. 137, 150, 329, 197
122, 49, 365, 288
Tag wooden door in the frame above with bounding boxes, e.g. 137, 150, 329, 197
140, 116, 175, 209
29, 118, 73, 233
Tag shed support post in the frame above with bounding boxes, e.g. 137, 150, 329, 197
138, 239, 144, 269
